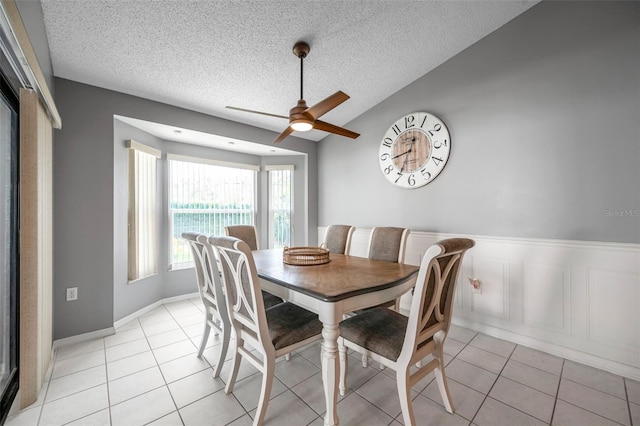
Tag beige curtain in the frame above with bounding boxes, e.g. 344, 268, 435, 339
19, 89, 53, 408
0, 0, 59, 408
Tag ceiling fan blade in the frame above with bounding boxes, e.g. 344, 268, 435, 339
314, 120, 360, 139
226, 106, 289, 120
273, 126, 294, 144
306, 91, 350, 119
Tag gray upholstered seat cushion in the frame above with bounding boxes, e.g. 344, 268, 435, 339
353, 299, 395, 315
340, 308, 408, 361
262, 291, 284, 309
266, 302, 323, 350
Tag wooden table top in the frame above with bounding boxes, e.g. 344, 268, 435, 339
253, 248, 419, 302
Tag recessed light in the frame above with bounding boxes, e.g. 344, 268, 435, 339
270, 149, 277, 153
228, 141, 236, 145
173, 129, 182, 134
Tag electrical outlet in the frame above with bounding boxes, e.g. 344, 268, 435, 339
468, 278, 482, 294
66, 287, 78, 301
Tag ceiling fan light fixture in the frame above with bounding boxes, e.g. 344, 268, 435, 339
290, 120, 313, 132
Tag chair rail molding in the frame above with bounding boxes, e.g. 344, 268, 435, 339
318, 227, 640, 381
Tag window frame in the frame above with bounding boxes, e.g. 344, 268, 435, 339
167, 153, 259, 270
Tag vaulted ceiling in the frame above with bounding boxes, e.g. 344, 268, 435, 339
41, 0, 539, 142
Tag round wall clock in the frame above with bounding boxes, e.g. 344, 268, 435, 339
378, 112, 451, 189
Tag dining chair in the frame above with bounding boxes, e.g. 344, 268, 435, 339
367, 226, 410, 263
182, 232, 231, 378
367, 226, 410, 308
354, 227, 409, 305
338, 238, 475, 425
224, 224, 283, 310
357, 227, 411, 367
224, 225, 260, 250
210, 236, 323, 426
320, 224, 355, 254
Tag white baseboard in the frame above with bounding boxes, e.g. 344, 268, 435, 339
53, 292, 200, 349
113, 292, 199, 329
52, 327, 115, 351
452, 317, 640, 382
162, 292, 200, 305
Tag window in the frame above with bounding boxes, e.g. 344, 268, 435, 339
168, 154, 258, 269
266, 166, 293, 248
127, 140, 161, 281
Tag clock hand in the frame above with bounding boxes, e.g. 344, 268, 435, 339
400, 153, 411, 173
391, 148, 413, 159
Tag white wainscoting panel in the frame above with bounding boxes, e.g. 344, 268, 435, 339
522, 262, 571, 336
318, 227, 640, 380
470, 256, 510, 321
587, 269, 640, 363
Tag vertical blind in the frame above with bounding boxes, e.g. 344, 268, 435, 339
266, 165, 293, 248
168, 154, 258, 268
127, 140, 160, 282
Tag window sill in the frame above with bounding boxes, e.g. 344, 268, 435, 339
127, 273, 157, 284
168, 263, 194, 272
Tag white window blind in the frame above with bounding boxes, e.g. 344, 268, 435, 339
127, 140, 160, 282
169, 154, 258, 269
266, 165, 293, 248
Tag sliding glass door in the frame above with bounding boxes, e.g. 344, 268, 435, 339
0, 70, 19, 422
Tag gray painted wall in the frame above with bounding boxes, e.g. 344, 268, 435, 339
318, 1, 639, 244
54, 78, 318, 339
113, 120, 165, 321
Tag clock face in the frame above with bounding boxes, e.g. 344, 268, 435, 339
379, 112, 451, 189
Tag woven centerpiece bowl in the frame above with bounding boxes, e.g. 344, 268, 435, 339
283, 246, 330, 265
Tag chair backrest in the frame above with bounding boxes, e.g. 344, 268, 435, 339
209, 236, 272, 351
400, 238, 475, 362
224, 225, 259, 250
182, 232, 228, 321
322, 225, 356, 254
367, 227, 410, 263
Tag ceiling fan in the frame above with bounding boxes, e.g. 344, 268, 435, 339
226, 41, 360, 144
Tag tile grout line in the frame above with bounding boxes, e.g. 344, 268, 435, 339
286, 364, 327, 419
34, 343, 57, 425
166, 298, 257, 424
554, 378, 631, 426
462, 331, 489, 425
103, 333, 113, 426
45, 339, 109, 425
395, 331, 478, 424
548, 358, 565, 426
468, 336, 519, 425
186, 294, 252, 426
101, 332, 114, 426
145, 305, 193, 425
624, 378, 633, 426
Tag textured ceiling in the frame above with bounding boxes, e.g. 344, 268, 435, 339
41, 0, 538, 143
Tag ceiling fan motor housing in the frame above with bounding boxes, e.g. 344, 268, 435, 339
289, 100, 314, 130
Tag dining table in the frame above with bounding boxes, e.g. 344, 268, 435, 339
252, 248, 419, 426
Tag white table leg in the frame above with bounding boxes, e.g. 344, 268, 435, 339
320, 313, 341, 425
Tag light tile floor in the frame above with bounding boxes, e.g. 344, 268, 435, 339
6, 297, 640, 426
